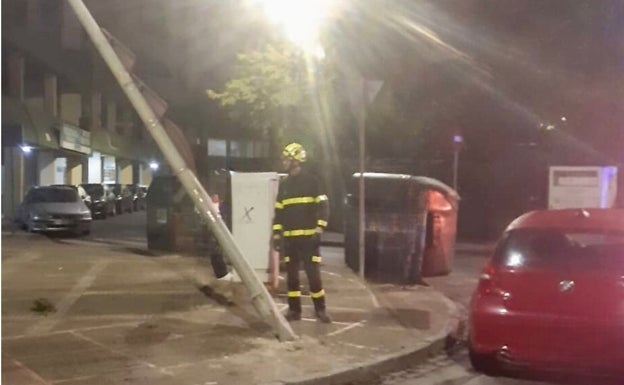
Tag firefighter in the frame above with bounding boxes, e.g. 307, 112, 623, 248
272, 142, 331, 323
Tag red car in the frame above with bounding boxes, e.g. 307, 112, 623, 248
468, 208, 624, 380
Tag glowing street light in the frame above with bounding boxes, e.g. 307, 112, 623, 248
20, 145, 32, 154
149, 161, 159, 171
257, 0, 334, 56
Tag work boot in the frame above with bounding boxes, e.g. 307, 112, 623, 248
217, 272, 234, 282
208, 272, 235, 305
285, 309, 301, 322
315, 309, 332, 324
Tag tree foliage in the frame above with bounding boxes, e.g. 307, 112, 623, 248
207, 42, 339, 154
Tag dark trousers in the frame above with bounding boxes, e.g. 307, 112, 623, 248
284, 236, 326, 313
211, 251, 229, 279
199, 225, 229, 279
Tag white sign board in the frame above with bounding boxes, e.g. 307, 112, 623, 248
231, 172, 280, 281
548, 166, 618, 209
60, 124, 91, 154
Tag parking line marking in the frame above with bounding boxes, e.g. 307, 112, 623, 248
3, 322, 142, 341
327, 320, 366, 336
4, 356, 52, 384
70, 331, 170, 376
25, 260, 109, 336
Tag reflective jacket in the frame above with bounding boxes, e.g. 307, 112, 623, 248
272, 170, 329, 238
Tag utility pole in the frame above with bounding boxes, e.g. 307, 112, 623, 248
358, 81, 366, 281
66, 0, 296, 341
452, 150, 459, 191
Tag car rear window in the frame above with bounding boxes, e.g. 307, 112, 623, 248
494, 228, 624, 268
83, 184, 104, 196
30, 188, 79, 203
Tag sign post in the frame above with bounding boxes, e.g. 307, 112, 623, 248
452, 131, 463, 191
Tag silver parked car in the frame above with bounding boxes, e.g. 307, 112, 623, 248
16, 185, 92, 235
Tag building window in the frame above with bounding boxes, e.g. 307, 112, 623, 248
208, 139, 227, 156
207, 139, 269, 158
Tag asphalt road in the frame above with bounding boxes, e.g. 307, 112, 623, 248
85, 209, 149, 249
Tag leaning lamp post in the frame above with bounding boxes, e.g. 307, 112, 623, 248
66, 0, 296, 341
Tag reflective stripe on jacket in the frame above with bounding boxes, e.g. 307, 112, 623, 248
272, 170, 329, 238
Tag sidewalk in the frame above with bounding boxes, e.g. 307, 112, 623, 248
2, 232, 458, 385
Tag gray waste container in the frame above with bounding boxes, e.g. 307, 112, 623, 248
146, 175, 200, 253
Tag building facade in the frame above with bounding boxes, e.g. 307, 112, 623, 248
2, 0, 159, 220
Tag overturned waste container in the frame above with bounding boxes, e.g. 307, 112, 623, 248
344, 173, 459, 282
146, 175, 200, 253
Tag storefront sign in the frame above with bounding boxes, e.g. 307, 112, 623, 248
60, 124, 91, 154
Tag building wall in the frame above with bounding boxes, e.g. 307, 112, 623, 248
118, 161, 133, 184
2, 148, 25, 219
60, 93, 82, 126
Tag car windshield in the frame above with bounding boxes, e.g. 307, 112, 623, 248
30, 188, 79, 203
82, 184, 104, 197
495, 228, 624, 268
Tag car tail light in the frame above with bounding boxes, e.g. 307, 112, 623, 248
477, 263, 503, 296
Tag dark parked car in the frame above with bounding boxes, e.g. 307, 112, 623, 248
468, 208, 624, 380
105, 183, 134, 214
81, 183, 117, 218
128, 184, 147, 211
16, 185, 92, 235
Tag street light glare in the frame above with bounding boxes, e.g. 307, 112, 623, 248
258, 0, 332, 52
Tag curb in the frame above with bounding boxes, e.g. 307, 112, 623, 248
281, 290, 460, 385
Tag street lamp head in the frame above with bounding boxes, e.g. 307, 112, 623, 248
257, 0, 333, 54
149, 161, 159, 171
20, 145, 32, 154
313, 45, 326, 60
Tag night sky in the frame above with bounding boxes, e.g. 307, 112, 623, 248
331, 0, 623, 163
87, 0, 623, 163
